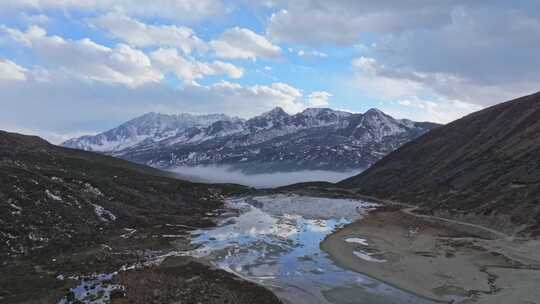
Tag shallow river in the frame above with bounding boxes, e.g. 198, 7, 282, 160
189, 194, 435, 304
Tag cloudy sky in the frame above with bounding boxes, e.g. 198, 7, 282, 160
1, 1, 538, 143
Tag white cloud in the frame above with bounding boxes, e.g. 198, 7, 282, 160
351, 55, 538, 110
150, 48, 243, 84
267, 8, 362, 45
364, 6, 540, 107
1, 24, 247, 89
266, 2, 452, 46
20, 13, 51, 24
267, 82, 302, 98
0, 58, 28, 81
0, 72, 329, 138
352, 57, 377, 73
307, 91, 331, 107
210, 61, 244, 79
0, 0, 228, 22
102, 0, 228, 22
389, 96, 483, 123
350, 56, 484, 122
88, 12, 206, 54
202, 81, 308, 115
211, 27, 281, 60
3, 25, 162, 87
267, 1, 540, 111
351, 56, 424, 99
297, 49, 327, 58
171, 165, 359, 188
0, 0, 96, 10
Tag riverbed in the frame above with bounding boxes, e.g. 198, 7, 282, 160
188, 194, 436, 304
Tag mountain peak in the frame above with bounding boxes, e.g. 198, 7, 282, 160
63, 106, 438, 170
364, 108, 385, 116
62, 111, 233, 152
260, 107, 288, 118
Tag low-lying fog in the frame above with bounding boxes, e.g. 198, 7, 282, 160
170, 165, 361, 188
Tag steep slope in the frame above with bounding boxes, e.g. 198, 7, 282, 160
62, 112, 241, 152
64, 108, 439, 173
339, 92, 540, 236
0, 130, 246, 263
0, 131, 283, 303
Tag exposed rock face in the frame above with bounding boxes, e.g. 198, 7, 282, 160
340, 92, 540, 236
63, 108, 439, 173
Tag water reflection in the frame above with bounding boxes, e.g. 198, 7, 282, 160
189, 194, 435, 304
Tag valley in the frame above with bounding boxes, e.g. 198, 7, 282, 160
3, 93, 540, 304
3, 2, 539, 303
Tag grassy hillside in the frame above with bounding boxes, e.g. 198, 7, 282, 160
0, 130, 261, 303
340, 92, 540, 236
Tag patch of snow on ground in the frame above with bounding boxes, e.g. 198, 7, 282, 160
28, 231, 49, 242
353, 250, 387, 263
57, 273, 124, 304
84, 183, 103, 196
92, 204, 117, 222
120, 228, 136, 238
45, 190, 63, 202
9, 203, 22, 211
344, 237, 369, 246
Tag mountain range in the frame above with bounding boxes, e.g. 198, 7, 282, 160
4, 92, 540, 302
340, 92, 540, 236
63, 107, 439, 174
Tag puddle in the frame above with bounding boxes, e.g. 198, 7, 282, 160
57, 273, 124, 304
56, 249, 185, 304
189, 194, 436, 304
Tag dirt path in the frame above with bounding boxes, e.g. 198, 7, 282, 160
400, 206, 511, 240
342, 190, 513, 240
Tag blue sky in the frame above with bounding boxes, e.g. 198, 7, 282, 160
0, 1, 539, 143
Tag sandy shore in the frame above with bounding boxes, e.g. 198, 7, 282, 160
321, 208, 540, 303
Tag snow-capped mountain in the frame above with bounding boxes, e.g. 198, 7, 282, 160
63, 107, 439, 173
62, 112, 242, 152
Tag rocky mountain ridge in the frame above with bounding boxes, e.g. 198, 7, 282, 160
63, 107, 439, 173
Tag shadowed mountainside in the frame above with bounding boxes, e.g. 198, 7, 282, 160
0, 131, 283, 303
339, 92, 540, 236
0, 130, 246, 262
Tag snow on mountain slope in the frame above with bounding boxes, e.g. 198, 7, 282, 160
63, 107, 440, 173
62, 112, 242, 152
